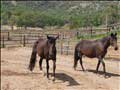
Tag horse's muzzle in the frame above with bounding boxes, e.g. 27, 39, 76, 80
115, 47, 118, 50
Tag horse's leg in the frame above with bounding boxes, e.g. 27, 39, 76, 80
46, 59, 49, 79
79, 56, 85, 71
74, 59, 79, 70
96, 60, 101, 73
39, 58, 43, 70
96, 58, 106, 74
101, 59, 106, 73
53, 60, 56, 81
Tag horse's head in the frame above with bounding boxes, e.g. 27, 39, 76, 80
110, 32, 118, 50
47, 35, 59, 57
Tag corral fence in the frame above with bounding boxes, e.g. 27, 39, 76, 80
1, 26, 120, 58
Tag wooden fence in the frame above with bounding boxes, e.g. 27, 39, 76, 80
1, 33, 120, 57
1, 27, 120, 57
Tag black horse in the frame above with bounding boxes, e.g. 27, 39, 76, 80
28, 35, 59, 81
74, 33, 118, 74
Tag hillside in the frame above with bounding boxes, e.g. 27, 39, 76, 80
1, 1, 120, 29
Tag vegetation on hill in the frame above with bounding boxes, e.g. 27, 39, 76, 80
1, 1, 120, 29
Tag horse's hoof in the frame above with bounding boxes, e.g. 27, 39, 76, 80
104, 73, 110, 78
52, 77, 55, 82
83, 70, 86, 72
82, 69, 85, 71
28, 67, 32, 72
95, 70, 98, 73
52, 78, 55, 82
29, 68, 33, 72
47, 76, 50, 80
43, 72, 46, 76
104, 74, 107, 77
47, 78, 50, 81
74, 68, 76, 71
40, 68, 42, 71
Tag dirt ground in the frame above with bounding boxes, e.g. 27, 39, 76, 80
1, 47, 120, 90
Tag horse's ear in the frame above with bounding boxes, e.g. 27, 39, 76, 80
47, 35, 50, 39
111, 33, 114, 37
55, 35, 59, 40
114, 32, 117, 36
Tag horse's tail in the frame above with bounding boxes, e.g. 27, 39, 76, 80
28, 41, 38, 71
73, 46, 79, 70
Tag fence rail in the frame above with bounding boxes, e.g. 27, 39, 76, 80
1, 27, 120, 57
1, 34, 120, 56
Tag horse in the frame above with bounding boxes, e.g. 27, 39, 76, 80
74, 33, 118, 74
28, 35, 59, 81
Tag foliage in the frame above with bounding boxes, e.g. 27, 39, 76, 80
1, 1, 120, 29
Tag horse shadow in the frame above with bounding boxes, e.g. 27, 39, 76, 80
49, 73, 80, 86
87, 69, 120, 78
2, 70, 80, 86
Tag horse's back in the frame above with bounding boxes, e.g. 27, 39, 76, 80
76, 40, 97, 48
76, 40, 104, 58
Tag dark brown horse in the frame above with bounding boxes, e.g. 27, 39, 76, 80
74, 33, 118, 74
28, 35, 59, 81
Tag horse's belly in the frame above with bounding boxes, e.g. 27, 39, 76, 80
84, 54, 96, 58
81, 49, 96, 58
83, 50, 105, 58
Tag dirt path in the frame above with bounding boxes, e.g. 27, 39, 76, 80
1, 47, 120, 90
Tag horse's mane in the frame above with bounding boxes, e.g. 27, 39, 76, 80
100, 36, 110, 43
95, 35, 110, 43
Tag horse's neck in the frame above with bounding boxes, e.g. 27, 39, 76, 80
46, 40, 50, 47
46, 40, 56, 48
101, 36, 110, 50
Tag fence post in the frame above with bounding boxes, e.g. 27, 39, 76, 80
106, 25, 110, 34
2, 36, 5, 48
23, 35, 26, 47
20, 35, 22, 44
90, 27, 92, 37
66, 40, 69, 55
61, 40, 63, 55
26, 35, 28, 44
8, 32, 10, 40
77, 31, 79, 39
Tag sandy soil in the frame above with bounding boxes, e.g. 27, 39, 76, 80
1, 47, 120, 90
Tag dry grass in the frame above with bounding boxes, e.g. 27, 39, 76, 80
1, 47, 120, 90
